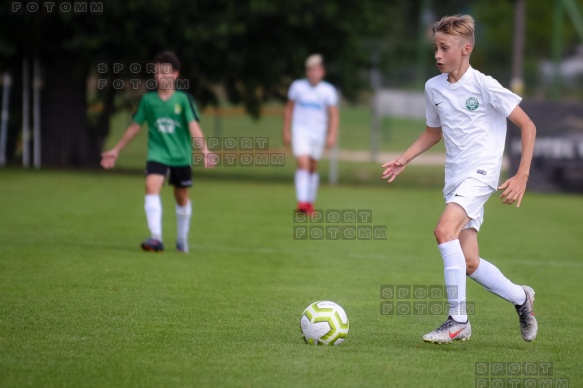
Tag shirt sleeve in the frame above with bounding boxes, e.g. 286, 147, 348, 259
326, 85, 338, 107
288, 81, 299, 101
132, 96, 146, 125
482, 76, 522, 117
185, 94, 201, 123
425, 85, 441, 128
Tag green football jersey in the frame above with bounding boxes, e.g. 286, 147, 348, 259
133, 91, 200, 166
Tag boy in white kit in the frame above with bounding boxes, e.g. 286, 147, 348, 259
382, 15, 538, 344
283, 54, 339, 214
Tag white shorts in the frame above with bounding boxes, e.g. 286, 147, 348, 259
445, 178, 495, 232
292, 130, 326, 160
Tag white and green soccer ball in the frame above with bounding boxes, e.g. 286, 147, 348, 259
300, 301, 349, 345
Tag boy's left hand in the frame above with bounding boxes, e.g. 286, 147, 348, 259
498, 173, 529, 207
203, 150, 217, 169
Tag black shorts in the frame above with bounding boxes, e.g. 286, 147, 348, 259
145, 161, 192, 188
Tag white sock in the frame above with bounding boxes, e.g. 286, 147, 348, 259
145, 194, 162, 241
308, 172, 320, 203
176, 201, 192, 244
295, 169, 310, 203
438, 240, 467, 322
469, 258, 526, 305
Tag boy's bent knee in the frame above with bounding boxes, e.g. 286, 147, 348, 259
434, 224, 459, 244
466, 260, 479, 276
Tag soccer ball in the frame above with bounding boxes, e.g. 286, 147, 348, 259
300, 301, 349, 345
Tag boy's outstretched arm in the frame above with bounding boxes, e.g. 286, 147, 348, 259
381, 126, 442, 183
188, 120, 214, 168
499, 106, 536, 207
101, 122, 141, 169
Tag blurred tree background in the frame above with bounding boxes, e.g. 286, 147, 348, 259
0, 0, 582, 167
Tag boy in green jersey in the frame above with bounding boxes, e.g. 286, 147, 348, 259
101, 51, 212, 253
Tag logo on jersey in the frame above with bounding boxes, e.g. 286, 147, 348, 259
297, 101, 324, 110
155, 118, 180, 134
174, 104, 182, 115
465, 97, 479, 111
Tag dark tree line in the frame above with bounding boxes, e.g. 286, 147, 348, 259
0, 0, 581, 167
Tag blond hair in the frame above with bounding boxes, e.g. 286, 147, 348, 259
305, 54, 323, 68
432, 15, 475, 46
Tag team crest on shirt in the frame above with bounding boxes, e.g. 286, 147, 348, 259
155, 118, 180, 133
174, 104, 182, 114
465, 97, 479, 111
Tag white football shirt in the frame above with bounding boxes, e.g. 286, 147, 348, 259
425, 67, 521, 195
288, 79, 338, 136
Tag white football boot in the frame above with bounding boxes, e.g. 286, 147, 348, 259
515, 285, 538, 342
423, 316, 471, 344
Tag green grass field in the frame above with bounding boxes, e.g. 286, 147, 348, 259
1, 165, 582, 387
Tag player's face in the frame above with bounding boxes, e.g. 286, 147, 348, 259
433, 32, 467, 74
306, 65, 325, 86
154, 63, 179, 90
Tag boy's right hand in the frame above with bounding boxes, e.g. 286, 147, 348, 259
100, 149, 119, 169
381, 157, 407, 183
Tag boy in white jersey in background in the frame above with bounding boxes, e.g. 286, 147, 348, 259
283, 54, 339, 214
381, 15, 538, 344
